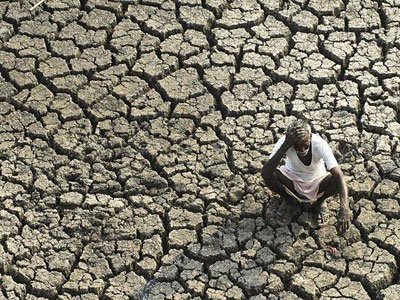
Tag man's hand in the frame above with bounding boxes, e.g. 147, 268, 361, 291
338, 206, 352, 232
283, 125, 308, 148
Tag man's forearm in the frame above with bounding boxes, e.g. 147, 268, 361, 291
262, 144, 289, 179
336, 175, 349, 208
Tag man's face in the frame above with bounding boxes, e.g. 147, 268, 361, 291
293, 134, 311, 157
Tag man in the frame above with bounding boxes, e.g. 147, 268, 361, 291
262, 120, 352, 231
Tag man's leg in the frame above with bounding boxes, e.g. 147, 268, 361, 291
263, 169, 297, 199
314, 174, 339, 206
313, 174, 339, 225
263, 169, 297, 225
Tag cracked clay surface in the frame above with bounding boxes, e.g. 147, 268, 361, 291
0, 0, 400, 299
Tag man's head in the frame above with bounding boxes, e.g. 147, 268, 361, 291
287, 120, 312, 157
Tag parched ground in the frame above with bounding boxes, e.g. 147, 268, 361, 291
0, 0, 399, 299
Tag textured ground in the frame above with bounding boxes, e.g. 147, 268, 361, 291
0, 0, 399, 299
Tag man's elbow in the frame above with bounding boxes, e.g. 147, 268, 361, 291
330, 166, 345, 184
330, 166, 343, 178
261, 162, 274, 181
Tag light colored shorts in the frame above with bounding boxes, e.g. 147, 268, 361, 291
279, 165, 330, 203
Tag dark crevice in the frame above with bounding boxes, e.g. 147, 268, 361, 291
235, 46, 244, 73
350, 223, 397, 299
198, 67, 228, 121
33, 69, 98, 135
377, 1, 387, 30
0, 66, 18, 92
209, 0, 232, 19
3, 8, 32, 30
0, 1, 399, 299
354, 81, 366, 134
138, 146, 175, 196
46, 134, 78, 161
212, 127, 238, 176
56, 244, 86, 298
80, 0, 89, 11
160, 212, 171, 256
129, 69, 176, 120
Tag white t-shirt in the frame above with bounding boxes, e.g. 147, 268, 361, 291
269, 133, 338, 181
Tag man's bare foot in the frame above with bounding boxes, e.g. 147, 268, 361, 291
276, 197, 294, 226
315, 202, 329, 227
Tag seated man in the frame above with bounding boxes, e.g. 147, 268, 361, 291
261, 120, 352, 231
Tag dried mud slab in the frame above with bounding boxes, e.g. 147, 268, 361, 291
0, 0, 399, 299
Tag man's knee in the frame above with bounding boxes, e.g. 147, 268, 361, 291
262, 170, 278, 188
318, 174, 338, 197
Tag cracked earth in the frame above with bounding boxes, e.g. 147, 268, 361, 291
0, 0, 399, 299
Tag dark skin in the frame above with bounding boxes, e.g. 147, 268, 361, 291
262, 125, 352, 232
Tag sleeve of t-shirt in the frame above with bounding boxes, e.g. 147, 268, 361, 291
268, 137, 285, 159
321, 139, 339, 171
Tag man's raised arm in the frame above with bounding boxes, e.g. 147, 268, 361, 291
262, 125, 307, 181
262, 142, 289, 181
